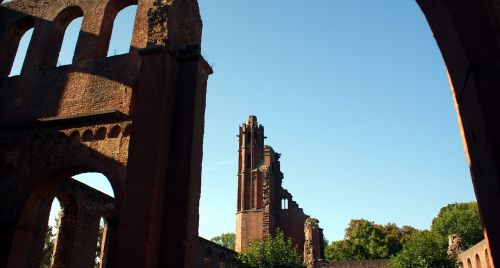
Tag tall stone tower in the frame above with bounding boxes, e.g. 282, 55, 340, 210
235, 116, 325, 259
236, 115, 266, 252
237, 115, 265, 211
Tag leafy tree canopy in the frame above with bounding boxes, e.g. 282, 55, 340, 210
430, 202, 483, 249
390, 231, 456, 268
237, 230, 303, 268
325, 219, 416, 262
210, 232, 236, 250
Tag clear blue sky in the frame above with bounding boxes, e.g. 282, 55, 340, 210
197, 0, 475, 242
6, 0, 476, 242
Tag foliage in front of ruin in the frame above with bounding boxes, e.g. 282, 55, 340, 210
390, 202, 482, 268
236, 230, 303, 268
40, 225, 56, 268
210, 232, 236, 250
324, 219, 416, 262
430, 202, 483, 249
390, 231, 456, 268
94, 219, 105, 268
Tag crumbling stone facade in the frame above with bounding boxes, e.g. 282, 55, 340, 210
235, 116, 325, 260
304, 218, 325, 268
0, 0, 211, 266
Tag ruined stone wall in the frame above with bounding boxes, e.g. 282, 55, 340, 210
457, 239, 493, 268
0, 0, 212, 266
276, 190, 308, 251
197, 237, 237, 268
0, 0, 149, 123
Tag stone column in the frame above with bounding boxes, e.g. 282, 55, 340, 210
51, 201, 77, 268
304, 218, 320, 268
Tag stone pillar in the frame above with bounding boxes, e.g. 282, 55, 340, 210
6, 190, 53, 268
51, 201, 77, 268
448, 234, 464, 259
99, 223, 109, 268
304, 218, 321, 268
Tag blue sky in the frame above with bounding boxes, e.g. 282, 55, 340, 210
6, 0, 476, 242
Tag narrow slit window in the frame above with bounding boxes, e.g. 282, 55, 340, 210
107, 5, 137, 57
8, 28, 34, 77
57, 17, 83, 66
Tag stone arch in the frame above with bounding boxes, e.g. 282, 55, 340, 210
0, 15, 35, 77
468, 258, 473, 268
8, 166, 119, 268
108, 125, 121, 138
94, 0, 138, 58
417, 0, 500, 262
476, 253, 482, 268
41, 5, 84, 68
485, 248, 490, 268
95, 127, 107, 140
82, 129, 94, 142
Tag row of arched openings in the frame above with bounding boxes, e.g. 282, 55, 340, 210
3, 1, 137, 77
459, 249, 491, 268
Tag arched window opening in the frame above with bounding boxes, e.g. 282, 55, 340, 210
282, 198, 288, 210
485, 249, 490, 268
95, 217, 108, 268
40, 198, 62, 268
467, 258, 472, 268
0, 16, 35, 78
56, 17, 83, 66
476, 254, 482, 268
8, 27, 33, 77
106, 5, 137, 57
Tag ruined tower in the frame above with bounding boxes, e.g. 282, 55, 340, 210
236, 116, 266, 252
235, 116, 324, 260
237, 115, 265, 212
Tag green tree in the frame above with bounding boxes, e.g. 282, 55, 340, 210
325, 219, 417, 262
237, 230, 303, 268
210, 232, 236, 250
40, 225, 56, 268
390, 231, 456, 268
40, 212, 60, 268
95, 219, 105, 268
325, 239, 361, 261
431, 202, 483, 249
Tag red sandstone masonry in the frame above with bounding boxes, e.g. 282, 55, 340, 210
0, 0, 211, 267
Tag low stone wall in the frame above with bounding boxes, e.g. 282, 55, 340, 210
197, 237, 237, 268
319, 259, 390, 268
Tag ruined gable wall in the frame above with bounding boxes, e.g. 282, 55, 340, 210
277, 189, 308, 251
